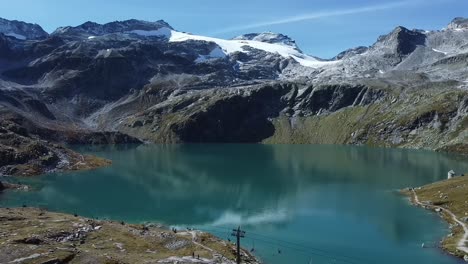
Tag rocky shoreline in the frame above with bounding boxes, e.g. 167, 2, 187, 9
0, 118, 115, 177
0, 113, 144, 190
0, 207, 260, 264
402, 175, 468, 262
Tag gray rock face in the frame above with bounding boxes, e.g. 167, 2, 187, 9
332, 46, 368, 60
0, 18, 48, 40
373, 26, 426, 56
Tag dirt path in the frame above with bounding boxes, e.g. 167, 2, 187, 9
188, 231, 215, 252
171, 231, 237, 264
411, 189, 468, 254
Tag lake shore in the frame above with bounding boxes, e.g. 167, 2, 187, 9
0, 207, 260, 264
401, 175, 468, 261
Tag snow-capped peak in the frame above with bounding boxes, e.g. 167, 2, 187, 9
122, 27, 335, 67
0, 17, 48, 40
48, 18, 334, 68
143, 29, 336, 68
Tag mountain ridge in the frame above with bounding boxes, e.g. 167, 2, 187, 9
0, 17, 48, 40
2, 16, 466, 60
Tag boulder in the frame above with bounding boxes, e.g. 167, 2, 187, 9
131, 120, 144, 128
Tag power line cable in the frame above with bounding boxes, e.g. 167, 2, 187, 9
243, 235, 361, 264
196, 226, 365, 264
197, 225, 369, 264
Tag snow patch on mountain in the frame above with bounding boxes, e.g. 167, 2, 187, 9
195, 46, 226, 63
432, 48, 448, 55
128, 27, 171, 38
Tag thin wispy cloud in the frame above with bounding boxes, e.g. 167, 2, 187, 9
211, 1, 420, 35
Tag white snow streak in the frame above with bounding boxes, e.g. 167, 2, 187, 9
5, 32, 26, 40
128, 27, 172, 38
432, 48, 448, 55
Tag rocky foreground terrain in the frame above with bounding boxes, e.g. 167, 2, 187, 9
0, 207, 259, 264
0, 17, 467, 176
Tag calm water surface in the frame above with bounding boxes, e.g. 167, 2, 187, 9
1, 144, 468, 264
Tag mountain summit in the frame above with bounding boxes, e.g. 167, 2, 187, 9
372, 26, 426, 56
52, 19, 173, 39
233, 32, 299, 49
447, 17, 468, 30
0, 18, 48, 40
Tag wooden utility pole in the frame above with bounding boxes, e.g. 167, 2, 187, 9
231, 226, 245, 264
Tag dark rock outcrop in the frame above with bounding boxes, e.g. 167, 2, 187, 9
171, 85, 290, 142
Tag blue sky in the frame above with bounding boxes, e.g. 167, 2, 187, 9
1, 0, 467, 58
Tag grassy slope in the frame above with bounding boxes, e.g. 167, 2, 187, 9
265, 87, 468, 155
403, 175, 468, 258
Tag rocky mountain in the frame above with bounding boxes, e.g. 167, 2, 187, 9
332, 46, 368, 60
0, 17, 467, 175
51, 19, 172, 40
0, 18, 48, 40
448, 17, 468, 30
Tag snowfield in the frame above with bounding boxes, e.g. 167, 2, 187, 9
129, 27, 339, 68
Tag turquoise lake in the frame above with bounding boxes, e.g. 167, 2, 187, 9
1, 144, 468, 264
